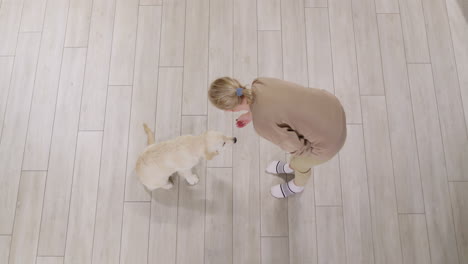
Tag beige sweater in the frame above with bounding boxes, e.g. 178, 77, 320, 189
250, 77, 347, 161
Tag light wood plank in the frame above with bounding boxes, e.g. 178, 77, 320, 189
398, 0, 430, 62
399, 214, 431, 264
155, 67, 183, 142
22, 0, 71, 170
0, 236, 10, 264
305, 0, 327, 7
64, 0, 93, 47
375, 0, 399, 13
328, 0, 362, 123
182, 0, 209, 115
314, 155, 342, 206
282, 2, 317, 263
79, 0, 117, 130
421, 0, 468, 181
207, 0, 233, 168
308, 8, 340, 205
449, 182, 468, 263
140, 0, 162, 5
233, 0, 257, 85
120, 202, 151, 264
0, 57, 14, 139
64, 132, 103, 264
361, 96, 403, 264
91, 85, 132, 264
108, 0, 139, 85
377, 14, 424, 213
176, 116, 207, 264
258, 31, 283, 78
124, 6, 162, 201
0, 33, 41, 234
340, 125, 375, 264
37, 257, 64, 264
407, 63, 459, 264
257, 0, 280, 30
232, 105, 261, 260
316, 207, 346, 264
283, 2, 318, 263
0, 0, 24, 55
9, 171, 46, 264
37, 48, 87, 255
309, 15, 341, 201
148, 177, 179, 264
261, 237, 289, 264
260, 138, 288, 236
159, 0, 185, 66
280, 0, 308, 86
352, 0, 385, 95
446, 0, 468, 132
19, 0, 47, 32
288, 168, 318, 264
233, 1, 260, 262
148, 68, 183, 264
305, 8, 334, 93
205, 168, 233, 264
258, 30, 288, 237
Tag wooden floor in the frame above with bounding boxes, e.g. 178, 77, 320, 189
0, 0, 467, 263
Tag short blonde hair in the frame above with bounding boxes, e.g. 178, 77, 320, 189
208, 77, 255, 110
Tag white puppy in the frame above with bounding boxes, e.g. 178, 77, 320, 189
136, 124, 237, 190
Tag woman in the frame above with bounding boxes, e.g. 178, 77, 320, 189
208, 77, 346, 198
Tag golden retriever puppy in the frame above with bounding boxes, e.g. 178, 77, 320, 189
136, 124, 237, 190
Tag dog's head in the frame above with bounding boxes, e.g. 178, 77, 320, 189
203, 131, 237, 160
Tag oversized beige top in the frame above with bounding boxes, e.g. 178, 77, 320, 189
250, 77, 347, 161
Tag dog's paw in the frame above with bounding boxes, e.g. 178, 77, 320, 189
186, 175, 199, 185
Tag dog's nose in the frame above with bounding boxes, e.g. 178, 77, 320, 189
233, 137, 237, 143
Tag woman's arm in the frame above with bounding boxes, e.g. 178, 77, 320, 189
236, 112, 252, 128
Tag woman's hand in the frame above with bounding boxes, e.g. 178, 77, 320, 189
236, 112, 252, 128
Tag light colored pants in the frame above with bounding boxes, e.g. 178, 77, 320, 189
289, 155, 328, 186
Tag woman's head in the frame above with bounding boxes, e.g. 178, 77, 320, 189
208, 77, 255, 111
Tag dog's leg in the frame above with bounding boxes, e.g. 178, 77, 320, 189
178, 169, 199, 185
161, 181, 174, 189
143, 123, 155, 145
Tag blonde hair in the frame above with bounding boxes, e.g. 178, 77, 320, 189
208, 77, 255, 110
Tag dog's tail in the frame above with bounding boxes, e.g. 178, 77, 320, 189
143, 123, 155, 145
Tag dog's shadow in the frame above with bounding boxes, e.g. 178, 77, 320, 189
147, 170, 230, 226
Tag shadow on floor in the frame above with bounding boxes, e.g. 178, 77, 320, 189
458, 0, 468, 22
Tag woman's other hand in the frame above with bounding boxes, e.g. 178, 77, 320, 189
236, 112, 252, 128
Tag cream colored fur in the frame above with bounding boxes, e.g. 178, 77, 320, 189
136, 124, 236, 190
